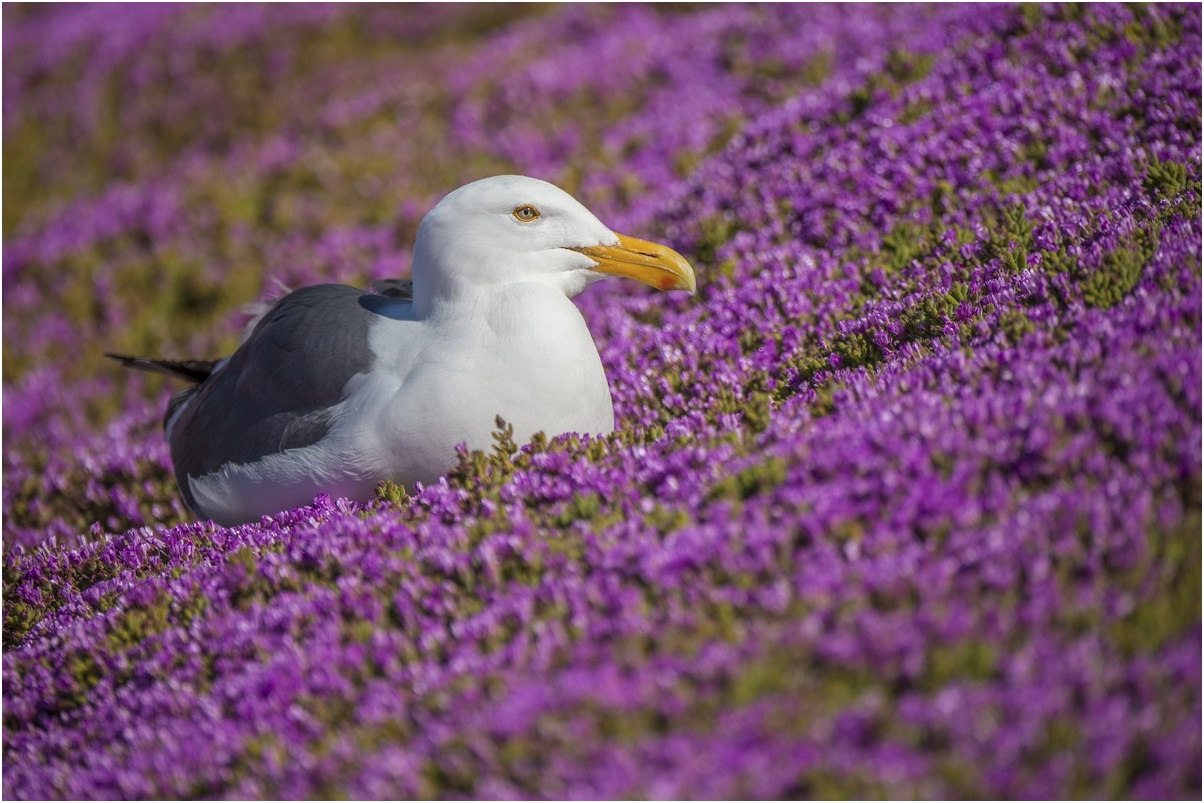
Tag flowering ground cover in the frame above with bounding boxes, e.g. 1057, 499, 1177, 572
3, 3, 1201, 798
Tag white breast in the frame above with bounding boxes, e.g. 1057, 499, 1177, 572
188, 282, 613, 525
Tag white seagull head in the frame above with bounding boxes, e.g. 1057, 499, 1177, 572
411, 175, 695, 305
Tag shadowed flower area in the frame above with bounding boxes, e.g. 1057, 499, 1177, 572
2, 3, 1200, 799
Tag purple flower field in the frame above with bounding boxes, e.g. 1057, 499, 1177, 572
3, 3, 1200, 798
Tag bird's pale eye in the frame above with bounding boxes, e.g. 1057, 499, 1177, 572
512, 204, 540, 222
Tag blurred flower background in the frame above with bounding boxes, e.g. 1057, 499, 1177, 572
3, 3, 1200, 798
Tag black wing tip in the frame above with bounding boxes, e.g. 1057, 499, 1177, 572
106, 353, 218, 384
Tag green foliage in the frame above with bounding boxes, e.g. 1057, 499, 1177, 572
998, 309, 1037, 345
919, 639, 999, 691
694, 214, 738, 267
1018, 3, 1047, 31
929, 180, 958, 218
741, 390, 773, 434
1082, 227, 1157, 309
444, 417, 525, 499
1109, 506, 1202, 655
1081, 252, 1141, 309
1040, 246, 1079, 275
708, 456, 788, 502
1143, 156, 1189, 201
553, 492, 603, 527
807, 381, 847, 419
374, 479, 411, 507
901, 285, 970, 341
1, 598, 42, 654
491, 415, 520, 463
1123, 4, 1184, 51
841, 48, 936, 123
882, 47, 936, 86
796, 768, 899, 800
1001, 242, 1029, 274
881, 221, 926, 273
899, 96, 936, 125
106, 592, 173, 651
801, 50, 836, 87
62, 651, 105, 712
982, 203, 1036, 263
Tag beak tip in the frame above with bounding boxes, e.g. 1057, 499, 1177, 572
676, 262, 698, 296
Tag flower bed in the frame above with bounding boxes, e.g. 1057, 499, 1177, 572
3, 4, 1200, 798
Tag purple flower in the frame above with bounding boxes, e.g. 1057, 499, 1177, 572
3, 3, 1200, 799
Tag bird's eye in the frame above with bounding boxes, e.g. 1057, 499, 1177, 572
513, 204, 540, 222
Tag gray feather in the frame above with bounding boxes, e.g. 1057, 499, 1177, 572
168, 284, 376, 513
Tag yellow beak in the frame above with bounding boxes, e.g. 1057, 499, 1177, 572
571, 233, 696, 294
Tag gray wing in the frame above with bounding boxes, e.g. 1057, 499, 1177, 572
169, 284, 378, 512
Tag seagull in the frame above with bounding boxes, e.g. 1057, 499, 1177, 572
109, 175, 695, 526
